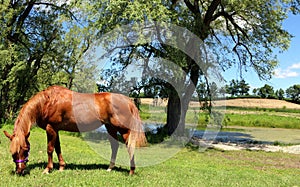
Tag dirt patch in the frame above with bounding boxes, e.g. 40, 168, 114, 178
192, 126, 300, 154
191, 139, 300, 154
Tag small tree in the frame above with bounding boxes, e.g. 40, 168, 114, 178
286, 84, 300, 102
276, 88, 285, 100
253, 88, 258, 96
258, 84, 275, 98
238, 79, 250, 96
226, 79, 239, 97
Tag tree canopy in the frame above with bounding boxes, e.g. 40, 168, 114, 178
84, 0, 300, 134
0, 0, 96, 120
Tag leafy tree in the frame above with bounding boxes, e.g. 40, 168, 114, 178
258, 84, 275, 99
225, 79, 250, 96
252, 88, 258, 96
79, 0, 300, 135
226, 79, 239, 97
197, 82, 208, 100
0, 0, 67, 119
275, 88, 285, 100
286, 84, 300, 102
0, 0, 95, 121
238, 79, 250, 96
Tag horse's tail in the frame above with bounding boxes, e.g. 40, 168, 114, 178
127, 101, 147, 158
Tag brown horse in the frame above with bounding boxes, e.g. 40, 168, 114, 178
3, 85, 147, 175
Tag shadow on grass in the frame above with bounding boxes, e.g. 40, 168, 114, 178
27, 162, 129, 174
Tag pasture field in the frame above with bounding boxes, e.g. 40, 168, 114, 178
0, 125, 300, 187
140, 98, 300, 130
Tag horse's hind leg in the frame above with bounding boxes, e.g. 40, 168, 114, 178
122, 131, 135, 175
55, 132, 66, 171
105, 124, 119, 171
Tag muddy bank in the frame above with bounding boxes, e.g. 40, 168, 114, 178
192, 126, 300, 154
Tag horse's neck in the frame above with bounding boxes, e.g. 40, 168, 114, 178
14, 104, 38, 136
13, 117, 32, 137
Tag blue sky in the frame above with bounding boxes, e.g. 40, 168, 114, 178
223, 14, 300, 92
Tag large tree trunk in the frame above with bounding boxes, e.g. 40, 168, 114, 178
166, 60, 200, 136
166, 90, 181, 135
166, 87, 195, 136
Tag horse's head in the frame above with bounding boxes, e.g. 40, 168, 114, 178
3, 131, 30, 175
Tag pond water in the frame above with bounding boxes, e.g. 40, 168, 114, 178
93, 123, 300, 145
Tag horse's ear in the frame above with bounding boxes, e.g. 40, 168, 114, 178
3, 131, 13, 140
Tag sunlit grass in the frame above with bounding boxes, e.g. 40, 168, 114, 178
224, 113, 300, 129
1, 125, 300, 186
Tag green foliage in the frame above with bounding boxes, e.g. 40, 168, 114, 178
257, 84, 276, 98
225, 79, 251, 97
0, 1, 98, 121
286, 84, 300, 102
276, 88, 285, 100
81, 0, 300, 134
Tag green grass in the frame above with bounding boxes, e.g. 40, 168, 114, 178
224, 113, 300, 129
1, 125, 300, 186
224, 106, 300, 113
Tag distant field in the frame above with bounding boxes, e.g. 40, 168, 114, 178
141, 98, 300, 109
213, 98, 300, 109
139, 98, 300, 131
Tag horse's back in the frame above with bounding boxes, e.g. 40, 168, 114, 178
38, 86, 140, 132
40, 86, 100, 131
93, 92, 140, 129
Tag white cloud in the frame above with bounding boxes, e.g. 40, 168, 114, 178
274, 63, 300, 78
289, 63, 300, 69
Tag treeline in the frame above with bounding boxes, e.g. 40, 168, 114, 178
224, 79, 300, 102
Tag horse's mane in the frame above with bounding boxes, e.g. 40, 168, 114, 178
13, 89, 48, 139
10, 133, 26, 154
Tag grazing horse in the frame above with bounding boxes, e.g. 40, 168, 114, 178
3, 85, 147, 175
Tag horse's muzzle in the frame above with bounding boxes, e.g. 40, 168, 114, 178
15, 163, 27, 176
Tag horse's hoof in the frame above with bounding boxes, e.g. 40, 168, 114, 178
59, 167, 64, 172
107, 168, 112, 172
42, 169, 50, 174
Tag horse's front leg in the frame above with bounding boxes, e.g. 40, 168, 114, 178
43, 124, 57, 174
43, 124, 65, 174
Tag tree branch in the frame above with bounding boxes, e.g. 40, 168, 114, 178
203, 0, 221, 26
16, 0, 35, 33
184, 0, 198, 14
33, 2, 79, 22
